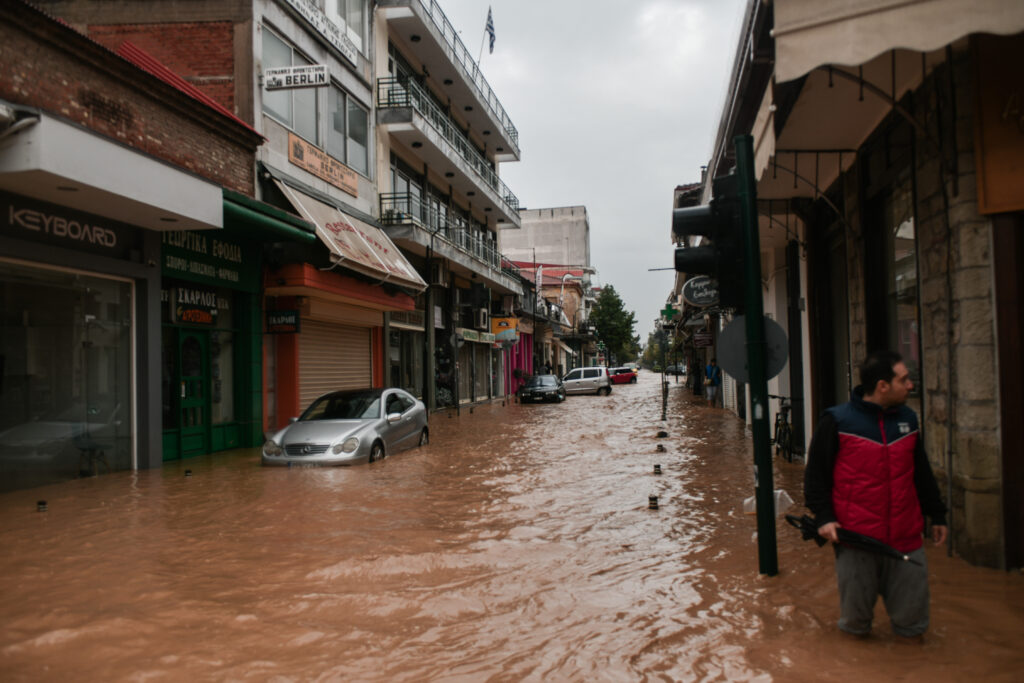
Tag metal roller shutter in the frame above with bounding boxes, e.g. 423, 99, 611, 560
299, 320, 372, 407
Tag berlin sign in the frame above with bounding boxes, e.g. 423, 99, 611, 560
682, 275, 719, 307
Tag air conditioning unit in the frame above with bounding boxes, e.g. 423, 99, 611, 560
474, 308, 489, 330
430, 262, 449, 286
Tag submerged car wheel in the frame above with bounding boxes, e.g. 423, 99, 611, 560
418, 428, 429, 447
369, 441, 384, 463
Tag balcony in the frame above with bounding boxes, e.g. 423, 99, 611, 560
380, 192, 522, 294
377, 0, 520, 161
377, 77, 520, 227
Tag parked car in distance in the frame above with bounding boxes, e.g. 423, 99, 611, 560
262, 387, 428, 467
664, 365, 685, 376
518, 374, 566, 403
609, 367, 638, 384
562, 366, 612, 395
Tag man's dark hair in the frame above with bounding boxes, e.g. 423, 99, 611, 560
710, 358, 717, 363
860, 350, 902, 393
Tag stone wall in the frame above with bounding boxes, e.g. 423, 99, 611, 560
829, 44, 1002, 566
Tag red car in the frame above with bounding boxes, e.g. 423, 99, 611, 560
609, 367, 638, 384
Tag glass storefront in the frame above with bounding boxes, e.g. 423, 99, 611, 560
388, 328, 424, 398
161, 283, 242, 459
0, 260, 133, 491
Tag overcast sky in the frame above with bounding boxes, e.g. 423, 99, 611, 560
438, 0, 747, 342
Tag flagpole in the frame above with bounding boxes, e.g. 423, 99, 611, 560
478, 30, 486, 63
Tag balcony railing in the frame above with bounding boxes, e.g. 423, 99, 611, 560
401, 0, 519, 152
381, 192, 517, 276
377, 77, 520, 219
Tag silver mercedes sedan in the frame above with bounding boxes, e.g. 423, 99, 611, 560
261, 388, 428, 467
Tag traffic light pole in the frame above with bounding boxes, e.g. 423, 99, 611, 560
735, 134, 778, 576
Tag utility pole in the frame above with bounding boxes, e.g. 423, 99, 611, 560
735, 134, 777, 576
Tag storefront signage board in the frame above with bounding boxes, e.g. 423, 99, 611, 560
173, 285, 219, 325
288, 133, 359, 198
266, 309, 301, 334
1, 191, 140, 260
161, 230, 260, 293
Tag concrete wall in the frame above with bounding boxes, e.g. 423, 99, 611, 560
501, 206, 591, 266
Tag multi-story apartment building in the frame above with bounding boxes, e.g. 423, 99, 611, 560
501, 206, 599, 372
374, 0, 524, 410
41, 1, 523, 450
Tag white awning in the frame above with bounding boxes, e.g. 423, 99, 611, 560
773, 0, 1024, 83
556, 340, 576, 356
0, 111, 222, 231
275, 180, 426, 292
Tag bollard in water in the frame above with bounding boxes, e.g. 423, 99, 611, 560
648, 495, 659, 510
37, 500, 47, 512
656, 431, 668, 438
185, 469, 192, 477
654, 464, 662, 475
470, 407, 474, 414
656, 444, 666, 452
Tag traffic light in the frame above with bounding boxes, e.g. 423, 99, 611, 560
672, 172, 745, 309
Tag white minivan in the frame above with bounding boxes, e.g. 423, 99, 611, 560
562, 366, 613, 395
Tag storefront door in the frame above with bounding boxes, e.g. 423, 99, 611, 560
179, 331, 210, 457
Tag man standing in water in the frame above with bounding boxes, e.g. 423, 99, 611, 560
804, 350, 947, 638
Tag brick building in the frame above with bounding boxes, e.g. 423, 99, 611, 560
0, 0, 268, 489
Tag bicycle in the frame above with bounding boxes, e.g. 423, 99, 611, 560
768, 394, 802, 462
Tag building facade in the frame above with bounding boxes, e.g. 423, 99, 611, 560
0, 1, 266, 490
667, 0, 1024, 568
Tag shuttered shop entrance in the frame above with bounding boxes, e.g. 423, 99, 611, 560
299, 320, 372, 407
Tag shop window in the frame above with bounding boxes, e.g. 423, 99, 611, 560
0, 260, 133, 491
210, 331, 234, 423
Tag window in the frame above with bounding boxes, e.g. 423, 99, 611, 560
565, 369, 582, 381
330, 88, 368, 175
324, 0, 366, 53
262, 29, 318, 145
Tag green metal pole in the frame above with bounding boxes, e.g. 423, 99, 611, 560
735, 134, 778, 576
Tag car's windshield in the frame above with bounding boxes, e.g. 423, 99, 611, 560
525, 375, 557, 387
300, 393, 381, 421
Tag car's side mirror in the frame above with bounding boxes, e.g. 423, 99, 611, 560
387, 413, 402, 424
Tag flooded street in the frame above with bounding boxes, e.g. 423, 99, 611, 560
2, 372, 1022, 681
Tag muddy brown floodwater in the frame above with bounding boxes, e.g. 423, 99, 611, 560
2, 372, 1023, 682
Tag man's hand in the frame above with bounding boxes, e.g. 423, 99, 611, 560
818, 521, 841, 543
932, 525, 948, 545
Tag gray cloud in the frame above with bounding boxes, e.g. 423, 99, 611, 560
439, 0, 745, 341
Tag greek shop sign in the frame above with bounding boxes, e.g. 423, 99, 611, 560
161, 230, 259, 292
173, 285, 219, 325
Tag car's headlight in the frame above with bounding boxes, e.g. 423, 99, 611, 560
333, 436, 360, 454
263, 440, 282, 456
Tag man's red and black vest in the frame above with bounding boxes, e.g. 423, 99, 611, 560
826, 393, 924, 553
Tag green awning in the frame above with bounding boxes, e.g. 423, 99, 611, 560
223, 189, 317, 244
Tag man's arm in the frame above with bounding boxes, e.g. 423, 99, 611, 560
804, 412, 839, 528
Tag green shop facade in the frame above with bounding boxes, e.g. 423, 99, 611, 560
160, 191, 315, 460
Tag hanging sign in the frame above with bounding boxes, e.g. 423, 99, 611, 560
682, 275, 719, 307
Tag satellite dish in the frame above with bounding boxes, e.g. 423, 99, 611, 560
716, 315, 788, 383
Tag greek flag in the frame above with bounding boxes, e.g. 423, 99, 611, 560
485, 7, 495, 54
